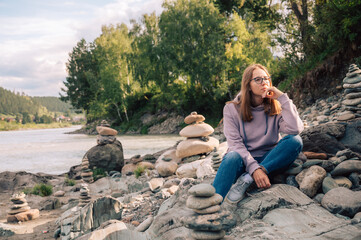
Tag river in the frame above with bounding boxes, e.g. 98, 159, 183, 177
0, 126, 184, 175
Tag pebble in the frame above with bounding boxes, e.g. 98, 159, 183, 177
334, 176, 353, 188
322, 176, 339, 194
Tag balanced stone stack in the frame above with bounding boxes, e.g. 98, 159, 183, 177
7, 192, 39, 222
96, 120, 118, 145
182, 184, 236, 239
81, 156, 93, 183
212, 151, 223, 172
339, 64, 361, 121
176, 112, 219, 159
79, 183, 91, 207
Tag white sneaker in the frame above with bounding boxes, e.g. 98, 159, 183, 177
225, 173, 253, 204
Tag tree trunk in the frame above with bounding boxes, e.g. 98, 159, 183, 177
290, 0, 310, 60
123, 105, 129, 122
113, 103, 123, 122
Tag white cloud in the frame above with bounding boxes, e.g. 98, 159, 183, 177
0, 0, 164, 97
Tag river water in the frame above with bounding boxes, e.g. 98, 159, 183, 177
0, 126, 184, 175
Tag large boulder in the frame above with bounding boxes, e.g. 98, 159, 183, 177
300, 122, 346, 154
85, 140, 124, 172
229, 184, 361, 239
340, 118, 361, 153
57, 197, 122, 239
321, 187, 361, 217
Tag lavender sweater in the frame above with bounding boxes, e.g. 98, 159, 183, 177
223, 93, 304, 175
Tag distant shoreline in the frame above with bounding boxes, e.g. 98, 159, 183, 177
0, 122, 79, 132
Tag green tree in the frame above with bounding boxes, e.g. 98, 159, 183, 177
94, 24, 133, 122
159, 0, 228, 95
60, 39, 100, 118
22, 112, 32, 124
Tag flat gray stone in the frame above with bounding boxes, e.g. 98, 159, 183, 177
344, 74, 361, 83
346, 92, 361, 99
193, 205, 221, 214
322, 177, 339, 194
321, 187, 361, 217
331, 160, 361, 176
186, 194, 222, 210
344, 82, 361, 89
188, 184, 216, 197
342, 98, 361, 106
285, 165, 303, 175
181, 210, 236, 231
191, 230, 225, 240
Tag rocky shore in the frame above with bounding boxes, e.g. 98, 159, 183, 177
1, 65, 361, 240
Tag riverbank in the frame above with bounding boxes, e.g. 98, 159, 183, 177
0, 121, 74, 131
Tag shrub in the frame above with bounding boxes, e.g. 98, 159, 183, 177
64, 175, 76, 186
134, 166, 146, 178
31, 184, 53, 197
92, 168, 107, 181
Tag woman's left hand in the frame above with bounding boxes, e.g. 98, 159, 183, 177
252, 168, 271, 189
262, 86, 283, 99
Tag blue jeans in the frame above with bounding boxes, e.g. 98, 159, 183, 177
213, 135, 303, 199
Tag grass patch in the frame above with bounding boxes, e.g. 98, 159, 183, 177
23, 184, 53, 197
64, 174, 76, 186
134, 166, 146, 178
92, 168, 107, 181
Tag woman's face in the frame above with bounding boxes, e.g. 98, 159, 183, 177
249, 68, 270, 97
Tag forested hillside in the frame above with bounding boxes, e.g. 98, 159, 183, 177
60, 0, 361, 129
0, 87, 73, 116
0, 87, 40, 115
33, 97, 73, 113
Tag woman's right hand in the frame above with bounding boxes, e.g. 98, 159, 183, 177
252, 168, 271, 189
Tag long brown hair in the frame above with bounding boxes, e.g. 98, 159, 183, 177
229, 64, 281, 122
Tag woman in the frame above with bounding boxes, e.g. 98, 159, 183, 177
213, 64, 304, 204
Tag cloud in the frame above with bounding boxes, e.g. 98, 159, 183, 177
0, 0, 164, 97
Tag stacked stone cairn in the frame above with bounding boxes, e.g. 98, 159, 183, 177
96, 120, 118, 145
81, 156, 93, 183
211, 150, 223, 172
79, 183, 91, 207
181, 184, 236, 239
339, 64, 361, 121
7, 192, 39, 222
176, 112, 219, 159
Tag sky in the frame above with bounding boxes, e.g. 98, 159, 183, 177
0, 0, 164, 96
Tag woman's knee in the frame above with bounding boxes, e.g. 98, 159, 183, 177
284, 135, 303, 151
222, 151, 244, 167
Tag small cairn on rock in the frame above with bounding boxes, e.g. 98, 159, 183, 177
96, 120, 117, 145
176, 112, 219, 159
7, 192, 39, 222
339, 64, 361, 121
211, 149, 223, 172
85, 120, 124, 173
81, 156, 93, 183
181, 184, 236, 239
79, 183, 91, 207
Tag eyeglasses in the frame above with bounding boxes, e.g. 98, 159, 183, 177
252, 76, 271, 84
